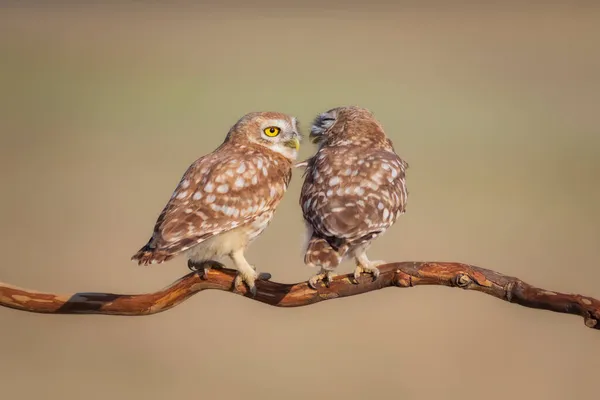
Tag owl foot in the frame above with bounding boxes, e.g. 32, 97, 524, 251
187, 260, 225, 279
353, 261, 385, 284
308, 270, 337, 290
233, 271, 272, 297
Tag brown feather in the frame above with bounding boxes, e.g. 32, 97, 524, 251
300, 106, 408, 270
132, 111, 298, 266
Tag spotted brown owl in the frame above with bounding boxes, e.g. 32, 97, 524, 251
132, 112, 301, 295
298, 106, 408, 289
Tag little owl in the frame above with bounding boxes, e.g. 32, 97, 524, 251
298, 106, 408, 289
132, 112, 301, 296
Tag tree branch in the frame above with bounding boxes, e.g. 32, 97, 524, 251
1, 262, 598, 330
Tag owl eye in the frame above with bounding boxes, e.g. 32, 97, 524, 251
263, 126, 281, 137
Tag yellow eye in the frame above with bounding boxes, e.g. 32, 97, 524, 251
263, 126, 281, 137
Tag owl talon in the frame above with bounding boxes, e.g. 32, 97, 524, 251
249, 284, 257, 297
372, 267, 381, 280
233, 272, 259, 297
353, 263, 383, 284
308, 270, 336, 290
188, 260, 225, 279
257, 272, 272, 281
187, 259, 200, 272
325, 272, 337, 287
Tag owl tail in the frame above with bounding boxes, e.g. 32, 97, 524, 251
131, 241, 174, 266
304, 236, 348, 270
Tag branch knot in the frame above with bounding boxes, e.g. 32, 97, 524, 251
585, 318, 598, 329
455, 274, 472, 288
394, 269, 412, 287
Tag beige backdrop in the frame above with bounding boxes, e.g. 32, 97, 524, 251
1, 3, 599, 400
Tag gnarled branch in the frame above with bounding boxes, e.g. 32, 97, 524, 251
1, 262, 598, 330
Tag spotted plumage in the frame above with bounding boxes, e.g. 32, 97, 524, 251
298, 106, 408, 288
132, 112, 301, 295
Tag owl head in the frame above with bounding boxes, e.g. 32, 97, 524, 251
309, 106, 383, 147
227, 111, 302, 161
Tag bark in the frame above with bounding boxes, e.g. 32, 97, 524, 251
1, 262, 598, 330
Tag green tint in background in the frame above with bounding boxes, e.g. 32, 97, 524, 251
0, 4, 599, 400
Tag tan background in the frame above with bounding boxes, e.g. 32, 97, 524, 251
1, 3, 599, 400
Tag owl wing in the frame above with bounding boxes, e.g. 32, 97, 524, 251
133, 148, 291, 265
301, 147, 408, 248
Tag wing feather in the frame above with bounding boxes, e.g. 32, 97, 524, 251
133, 144, 291, 265
300, 146, 407, 248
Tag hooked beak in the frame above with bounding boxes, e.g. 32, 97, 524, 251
309, 132, 321, 144
285, 136, 300, 151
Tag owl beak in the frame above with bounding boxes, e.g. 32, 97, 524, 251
309, 133, 322, 144
285, 136, 300, 151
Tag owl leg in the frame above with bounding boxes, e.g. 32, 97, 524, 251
229, 249, 271, 297
353, 249, 385, 283
308, 268, 337, 290
187, 259, 225, 279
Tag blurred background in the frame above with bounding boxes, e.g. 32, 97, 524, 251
0, 2, 599, 399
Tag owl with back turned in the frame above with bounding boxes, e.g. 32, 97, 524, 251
299, 106, 408, 288
131, 112, 301, 296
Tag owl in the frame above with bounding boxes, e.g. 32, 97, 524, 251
299, 106, 408, 289
131, 112, 301, 296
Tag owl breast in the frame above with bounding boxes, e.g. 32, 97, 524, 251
185, 210, 275, 262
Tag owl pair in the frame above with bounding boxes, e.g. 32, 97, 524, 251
131, 107, 408, 296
